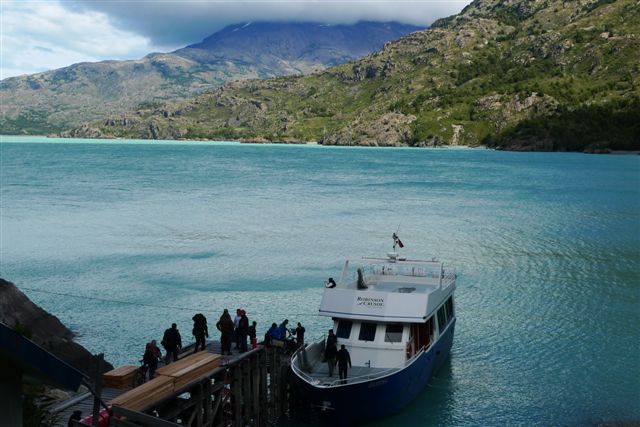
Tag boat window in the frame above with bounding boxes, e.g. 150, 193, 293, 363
437, 306, 447, 332
358, 322, 377, 341
445, 296, 454, 319
384, 324, 404, 343
336, 321, 353, 339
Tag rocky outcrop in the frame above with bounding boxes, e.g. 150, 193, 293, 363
322, 112, 415, 146
0, 278, 113, 375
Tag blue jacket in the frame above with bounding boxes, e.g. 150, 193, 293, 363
268, 325, 281, 340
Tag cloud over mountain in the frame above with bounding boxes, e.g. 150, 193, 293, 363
64, 0, 470, 47
1, 0, 469, 78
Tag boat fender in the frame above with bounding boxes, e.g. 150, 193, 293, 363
405, 342, 413, 359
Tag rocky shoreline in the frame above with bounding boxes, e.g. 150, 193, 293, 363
44, 133, 640, 154
3, 133, 638, 154
0, 278, 113, 375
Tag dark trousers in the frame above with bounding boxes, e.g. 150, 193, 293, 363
234, 329, 239, 348
148, 360, 158, 379
194, 333, 206, 352
327, 358, 336, 377
221, 333, 232, 355
339, 365, 348, 384
165, 348, 179, 364
239, 332, 248, 352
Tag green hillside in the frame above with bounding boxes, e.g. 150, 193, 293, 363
66, 0, 640, 152
0, 22, 419, 135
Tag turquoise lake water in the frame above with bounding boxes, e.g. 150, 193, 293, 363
1, 136, 639, 426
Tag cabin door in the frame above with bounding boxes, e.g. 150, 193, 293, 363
414, 318, 434, 351
408, 325, 417, 359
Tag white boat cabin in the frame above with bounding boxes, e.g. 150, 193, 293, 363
292, 253, 456, 387
320, 254, 456, 369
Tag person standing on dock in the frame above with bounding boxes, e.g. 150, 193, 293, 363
161, 323, 182, 364
337, 345, 352, 384
278, 319, 289, 340
295, 322, 306, 348
192, 313, 209, 353
266, 322, 280, 347
238, 310, 249, 352
325, 330, 338, 377
143, 340, 162, 379
216, 309, 235, 355
249, 321, 258, 349
233, 309, 242, 350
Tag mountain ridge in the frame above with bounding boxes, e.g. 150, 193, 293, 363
65, 0, 639, 152
0, 21, 421, 134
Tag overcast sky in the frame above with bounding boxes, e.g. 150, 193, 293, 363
1, 0, 471, 79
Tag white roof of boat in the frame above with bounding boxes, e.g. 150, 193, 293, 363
319, 254, 455, 322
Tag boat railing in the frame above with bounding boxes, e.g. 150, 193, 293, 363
440, 270, 456, 288
292, 342, 429, 388
323, 345, 428, 388
360, 264, 456, 288
291, 336, 325, 378
365, 264, 442, 278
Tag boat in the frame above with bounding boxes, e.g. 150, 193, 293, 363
290, 235, 456, 425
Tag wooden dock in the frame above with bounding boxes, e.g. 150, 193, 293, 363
55, 340, 293, 427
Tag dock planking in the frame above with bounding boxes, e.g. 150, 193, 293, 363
53, 339, 292, 427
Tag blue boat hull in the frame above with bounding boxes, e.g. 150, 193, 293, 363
292, 319, 455, 425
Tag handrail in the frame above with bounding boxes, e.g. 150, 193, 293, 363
364, 264, 452, 278
440, 272, 456, 288
341, 267, 456, 290
324, 345, 427, 387
291, 341, 431, 388
291, 334, 325, 360
290, 334, 326, 378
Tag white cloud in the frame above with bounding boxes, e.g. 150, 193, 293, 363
70, 0, 470, 46
1, 1, 155, 78
1, 0, 471, 79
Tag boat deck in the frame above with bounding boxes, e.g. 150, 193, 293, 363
299, 358, 398, 386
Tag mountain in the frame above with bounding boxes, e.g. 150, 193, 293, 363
0, 21, 421, 135
67, 0, 640, 152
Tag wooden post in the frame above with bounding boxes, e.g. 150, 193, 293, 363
273, 349, 280, 419
233, 366, 242, 426
92, 353, 104, 427
241, 358, 250, 425
259, 350, 268, 426
211, 382, 224, 427
252, 354, 260, 426
204, 380, 212, 427
196, 383, 204, 427
280, 362, 288, 416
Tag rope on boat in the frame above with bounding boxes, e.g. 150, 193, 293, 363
17, 286, 320, 317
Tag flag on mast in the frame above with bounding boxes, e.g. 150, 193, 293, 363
393, 233, 404, 248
